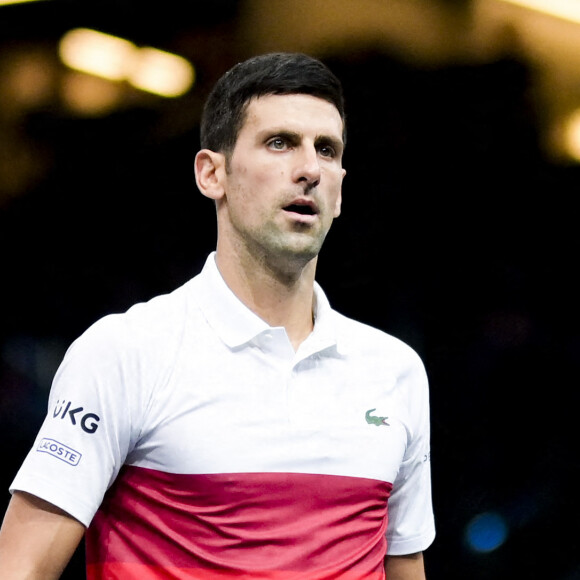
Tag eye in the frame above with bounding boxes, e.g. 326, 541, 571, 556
318, 144, 336, 158
267, 137, 288, 151
316, 137, 342, 159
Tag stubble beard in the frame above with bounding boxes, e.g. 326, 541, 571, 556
245, 218, 329, 281
222, 179, 333, 281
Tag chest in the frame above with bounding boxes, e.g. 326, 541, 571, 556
129, 338, 410, 484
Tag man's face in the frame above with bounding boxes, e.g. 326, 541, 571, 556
217, 93, 346, 270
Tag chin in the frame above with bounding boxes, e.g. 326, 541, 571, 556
256, 229, 327, 269
278, 244, 322, 269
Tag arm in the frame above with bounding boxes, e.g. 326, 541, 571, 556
384, 552, 426, 580
0, 491, 85, 580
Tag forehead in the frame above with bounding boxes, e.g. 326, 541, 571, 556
240, 94, 344, 140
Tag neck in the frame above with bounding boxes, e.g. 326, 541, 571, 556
214, 246, 317, 350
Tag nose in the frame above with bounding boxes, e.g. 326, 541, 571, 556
293, 145, 321, 189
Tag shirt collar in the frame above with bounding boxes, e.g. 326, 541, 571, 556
194, 253, 343, 356
195, 253, 269, 348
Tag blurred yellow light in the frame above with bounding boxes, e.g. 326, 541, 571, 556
562, 109, 580, 162
62, 72, 123, 116
58, 28, 194, 99
498, 0, 580, 24
59, 28, 137, 81
0, 0, 45, 5
129, 48, 195, 97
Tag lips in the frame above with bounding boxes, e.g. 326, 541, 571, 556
283, 199, 318, 216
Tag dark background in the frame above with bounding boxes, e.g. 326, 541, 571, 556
1, 1, 578, 578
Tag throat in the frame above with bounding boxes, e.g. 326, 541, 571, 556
214, 243, 318, 348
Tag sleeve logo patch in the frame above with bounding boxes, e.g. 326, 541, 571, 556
37, 438, 82, 466
52, 399, 100, 434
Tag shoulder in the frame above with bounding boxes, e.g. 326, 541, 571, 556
65, 277, 201, 366
333, 309, 425, 371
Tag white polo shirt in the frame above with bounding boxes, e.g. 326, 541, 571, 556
11, 253, 435, 579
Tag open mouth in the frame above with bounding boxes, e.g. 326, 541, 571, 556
284, 204, 316, 216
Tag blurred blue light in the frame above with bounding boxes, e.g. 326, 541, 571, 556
465, 511, 508, 553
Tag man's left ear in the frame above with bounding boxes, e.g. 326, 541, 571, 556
334, 169, 346, 218
194, 149, 226, 200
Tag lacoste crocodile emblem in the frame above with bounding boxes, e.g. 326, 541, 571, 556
365, 409, 389, 426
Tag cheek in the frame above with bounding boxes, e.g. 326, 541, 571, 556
326, 172, 344, 197
236, 166, 278, 197
226, 178, 269, 224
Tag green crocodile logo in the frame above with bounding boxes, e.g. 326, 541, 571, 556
365, 409, 389, 426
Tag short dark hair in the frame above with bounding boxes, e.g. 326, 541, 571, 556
200, 52, 346, 155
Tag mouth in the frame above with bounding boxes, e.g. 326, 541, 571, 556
283, 200, 318, 218
284, 204, 315, 215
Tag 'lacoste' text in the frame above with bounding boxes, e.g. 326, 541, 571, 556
37, 438, 82, 466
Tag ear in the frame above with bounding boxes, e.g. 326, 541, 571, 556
195, 149, 227, 200
333, 168, 346, 218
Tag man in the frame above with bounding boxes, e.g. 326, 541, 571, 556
0, 52, 435, 579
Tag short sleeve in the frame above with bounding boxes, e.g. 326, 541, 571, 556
385, 352, 435, 555
9, 315, 146, 527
